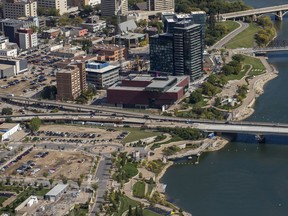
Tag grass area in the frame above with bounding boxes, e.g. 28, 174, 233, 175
145, 160, 166, 175
147, 183, 155, 196
223, 64, 250, 81
121, 127, 160, 144
34, 188, 50, 196
151, 135, 183, 150
0, 187, 50, 214
133, 181, 146, 198
143, 209, 162, 216
123, 162, 138, 179
0, 196, 9, 206
241, 55, 266, 76
213, 21, 240, 44
114, 195, 139, 216
226, 23, 260, 49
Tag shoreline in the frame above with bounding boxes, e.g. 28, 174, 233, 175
232, 57, 278, 121
158, 56, 279, 215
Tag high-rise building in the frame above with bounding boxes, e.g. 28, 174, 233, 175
56, 63, 87, 101
149, 33, 174, 74
147, 0, 174, 11
101, 0, 128, 16
162, 11, 206, 44
149, 21, 203, 80
68, 0, 100, 7
3, 0, 37, 19
37, 0, 68, 15
173, 22, 203, 80
15, 28, 38, 50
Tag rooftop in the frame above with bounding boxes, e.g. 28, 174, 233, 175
86, 64, 120, 74
45, 184, 68, 197
93, 44, 125, 51
116, 32, 146, 40
0, 123, 19, 132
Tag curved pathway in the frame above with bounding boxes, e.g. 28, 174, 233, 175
210, 21, 249, 50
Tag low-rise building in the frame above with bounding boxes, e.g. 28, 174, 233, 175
0, 57, 28, 76
51, 47, 86, 58
0, 64, 15, 78
42, 28, 61, 39
81, 20, 106, 33
107, 75, 189, 108
44, 184, 69, 202
0, 123, 21, 141
86, 61, 120, 89
114, 33, 148, 49
91, 44, 127, 62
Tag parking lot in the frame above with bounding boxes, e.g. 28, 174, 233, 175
36, 125, 124, 143
3, 149, 93, 180
0, 70, 55, 96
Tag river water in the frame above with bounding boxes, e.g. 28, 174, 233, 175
161, 1, 288, 215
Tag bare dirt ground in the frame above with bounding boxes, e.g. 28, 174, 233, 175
4, 149, 93, 180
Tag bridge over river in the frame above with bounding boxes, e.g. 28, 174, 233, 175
219, 4, 288, 21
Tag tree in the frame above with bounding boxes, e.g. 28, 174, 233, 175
29, 117, 41, 132
189, 90, 203, 104
5, 117, 13, 123
49, 178, 54, 186
1, 107, 13, 115
41, 86, 57, 100
77, 178, 82, 187
91, 183, 98, 191
128, 205, 132, 216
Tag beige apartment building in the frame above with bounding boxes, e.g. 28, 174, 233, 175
56, 63, 87, 101
37, 0, 68, 15
3, 0, 37, 19
147, 0, 174, 11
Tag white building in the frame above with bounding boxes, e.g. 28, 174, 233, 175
88, 0, 100, 6
0, 36, 18, 57
3, 0, 37, 19
0, 123, 21, 141
16, 28, 38, 50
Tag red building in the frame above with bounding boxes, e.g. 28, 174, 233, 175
107, 75, 189, 108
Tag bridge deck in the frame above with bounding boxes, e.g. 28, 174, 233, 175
221, 4, 288, 19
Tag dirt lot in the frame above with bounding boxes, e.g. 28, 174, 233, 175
4, 149, 93, 180
39, 124, 122, 141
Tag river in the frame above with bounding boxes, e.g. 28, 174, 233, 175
161, 1, 288, 215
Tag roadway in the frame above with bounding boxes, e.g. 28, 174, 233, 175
91, 154, 112, 215
210, 21, 249, 50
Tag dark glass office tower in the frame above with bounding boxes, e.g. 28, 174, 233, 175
149, 33, 174, 74
150, 20, 203, 80
173, 22, 203, 80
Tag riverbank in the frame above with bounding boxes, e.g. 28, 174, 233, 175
233, 57, 278, 121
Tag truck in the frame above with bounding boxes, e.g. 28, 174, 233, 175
6, 94, 14, 97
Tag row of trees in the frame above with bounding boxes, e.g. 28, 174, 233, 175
175, 0, 251, 14
157, 127, 203, 140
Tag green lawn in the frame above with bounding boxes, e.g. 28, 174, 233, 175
123, 162, 138, 179
0, 196, 9, 206
226, 23, 260, 49
34, 188, 50, 196
133, 181, 146, 198
114, 196, 139, 216
241, 55, 266, 76
121, 128, 160, 144
143, 209, 162, 216
147, 183, 155, 196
